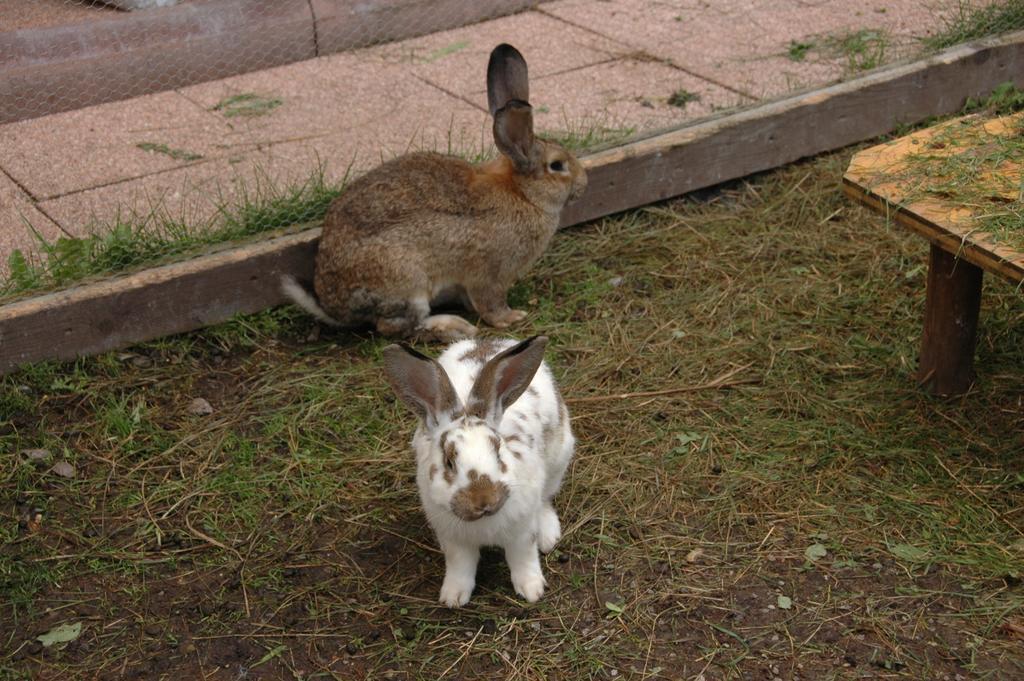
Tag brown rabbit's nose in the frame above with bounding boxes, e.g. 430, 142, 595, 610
451, 472, 509, 521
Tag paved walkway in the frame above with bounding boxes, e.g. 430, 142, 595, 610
0, 0, 966, 277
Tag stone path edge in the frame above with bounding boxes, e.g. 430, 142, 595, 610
2, 29, 1023, 374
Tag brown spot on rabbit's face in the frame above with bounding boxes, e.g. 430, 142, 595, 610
489, 434, 508, 473
450, 473, 509, 521
458, 339, 504, 364
439, 431, 458, 484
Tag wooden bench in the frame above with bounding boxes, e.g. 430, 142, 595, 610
843, 112, 1023, 395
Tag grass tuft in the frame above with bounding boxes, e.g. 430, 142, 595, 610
787, 39, 815, 61
212, 93, 284, 118
965, 80, 1024, 116
924, 0, 1024, 51
135, 142, 203, 162
1, 165, 342, 302
545, 122, 637, 154
667, 89, 701, 108
824, 28, 888, 72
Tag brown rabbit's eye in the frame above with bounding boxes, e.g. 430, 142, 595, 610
548, 160, 565, 173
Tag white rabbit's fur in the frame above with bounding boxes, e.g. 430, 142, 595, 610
386, 337, 574, 606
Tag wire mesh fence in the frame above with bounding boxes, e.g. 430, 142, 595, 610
0, 0, 1021, 299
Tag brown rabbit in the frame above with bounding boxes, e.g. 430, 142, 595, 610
282, 43, 588, 341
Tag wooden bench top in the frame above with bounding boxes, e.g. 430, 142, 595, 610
842, 112, 1024, 286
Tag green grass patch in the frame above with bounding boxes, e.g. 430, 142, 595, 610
212, 93, 283, 118
1, 165, 343, 302
545, 123, 636, 154
824, 28, 888, 72
924, 0, 1024, 51
965, 80, 1024, 116
667, 89, 701, 108
135, 142, 203, 162
787, 39, 815, 61
422, 40, 470, 63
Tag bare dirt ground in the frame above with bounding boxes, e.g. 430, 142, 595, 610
2, 151, 1023, 680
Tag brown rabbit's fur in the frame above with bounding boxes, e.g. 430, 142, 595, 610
285, 44, 588, 340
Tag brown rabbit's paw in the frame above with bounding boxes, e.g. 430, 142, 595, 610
376, 316, 418, 338
486, 309, 528, 329
415, 314, 478, 343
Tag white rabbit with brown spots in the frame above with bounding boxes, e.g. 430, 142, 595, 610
383, 336, 574, 607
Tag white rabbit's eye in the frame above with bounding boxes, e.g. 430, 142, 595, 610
548, 160, 565, 173
442, 441, 457, 471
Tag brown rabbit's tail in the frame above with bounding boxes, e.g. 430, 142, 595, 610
281, 275, 342, 327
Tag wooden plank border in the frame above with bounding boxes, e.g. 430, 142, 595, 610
2, 31, 1024, 373
0, 230, 319, 371
559, 30, 1024, 226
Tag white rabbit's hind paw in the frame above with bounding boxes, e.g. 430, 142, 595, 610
537, 506, 562, 554
439, 578, 475, 608
512, 572, 546, 603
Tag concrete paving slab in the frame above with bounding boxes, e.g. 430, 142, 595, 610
178, 49, 483, 151
37, 100, 491, 239
37, 153, 277, 240
539, 0, 958, 99
467, 57, 750, 139
0, 90, 240, 200
367, 9, 625, 99
247, 114, 495, 191
35, 51, 743, 247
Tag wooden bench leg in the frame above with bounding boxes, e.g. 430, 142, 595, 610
917, 244, 983, 396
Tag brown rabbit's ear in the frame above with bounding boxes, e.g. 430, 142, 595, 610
383, 344, 462, 428
493, 100, 538, 174
466, 336, 548, 426
487, 43, 529, 115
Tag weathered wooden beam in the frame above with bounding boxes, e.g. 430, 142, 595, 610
3, 31, 1024, 373
917, 245, 984, 396
0, 230, 318, 371
561, 30, 1024, 226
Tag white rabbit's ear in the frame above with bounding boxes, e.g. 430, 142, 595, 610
466, 336, 548, 426
493, 101, 538, 174
487, 43, 529, 115
383, 344, 462, 428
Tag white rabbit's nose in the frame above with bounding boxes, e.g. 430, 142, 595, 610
451, 474, 509, 521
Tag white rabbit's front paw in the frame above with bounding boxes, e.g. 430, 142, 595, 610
512, 572, 546, 603
439, 577, 475, 608
537, 506, 562, 554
